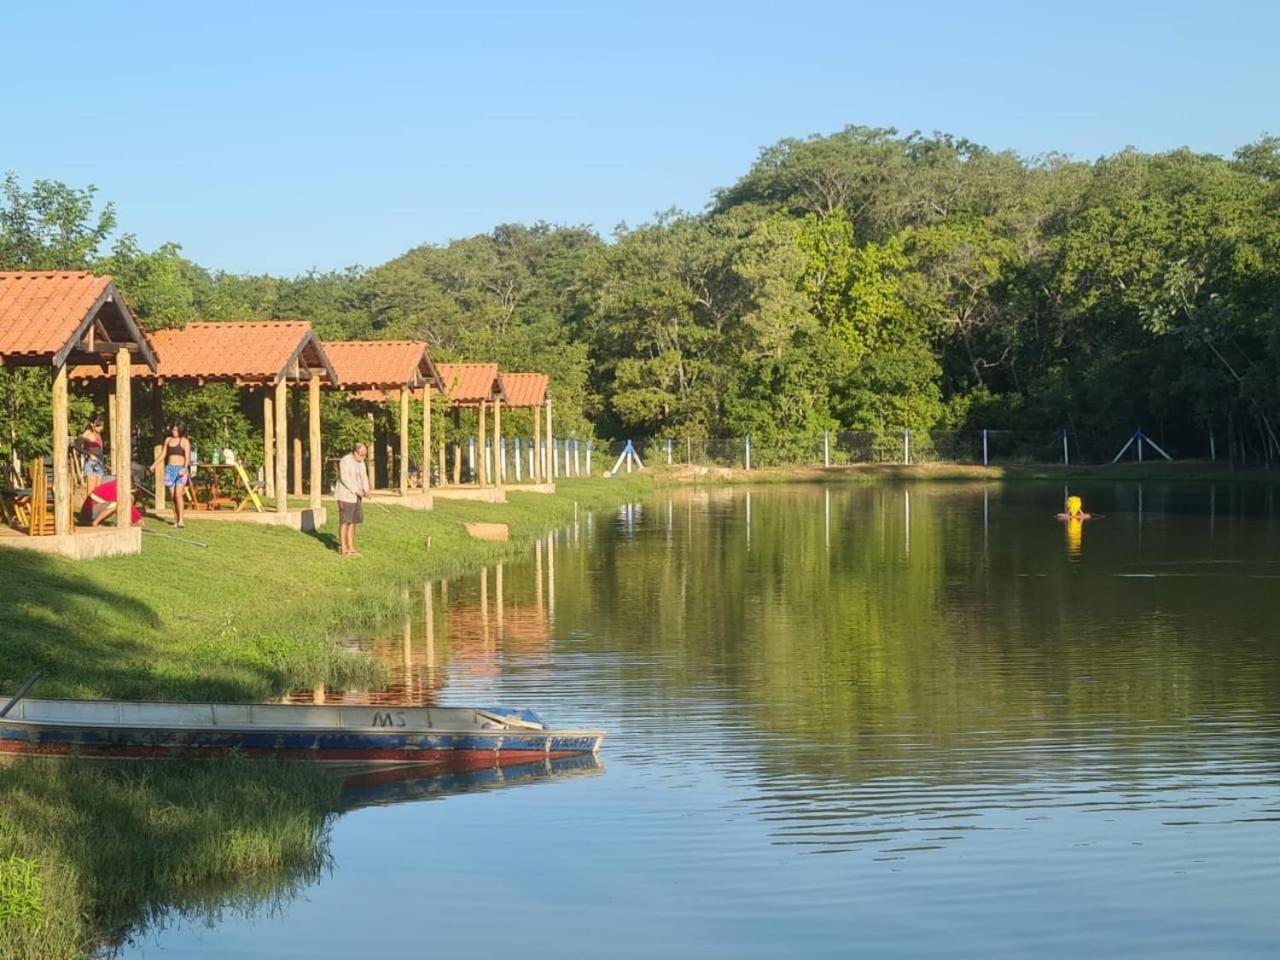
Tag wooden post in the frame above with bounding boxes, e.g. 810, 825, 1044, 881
438, 437, 447, 486
107, 392, 119, 479
478, 401, 488, 486
274, 378, 288, 513
453, 443, 462, 485
399, 388, 410, 496
52, 362, 71, 536
308, 371, 322, 511
514, 437, 523, 482
263, 391, 275, 499
422, 386, 432, 491
493, 397, 503, 486
291, 388, 303, 496
115, 347, 132, 528
533, 403, 543, 482
366, 411, 377, 491
152, 384, 164, 513
546, 398, 555, 481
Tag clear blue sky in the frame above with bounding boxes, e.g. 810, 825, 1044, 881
4, 1, 1276, 275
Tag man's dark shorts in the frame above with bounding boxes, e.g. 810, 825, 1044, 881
339, 500, 364, 524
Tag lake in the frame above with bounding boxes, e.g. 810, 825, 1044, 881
121, 482, 1280, 958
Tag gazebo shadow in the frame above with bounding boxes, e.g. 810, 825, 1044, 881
0, 551, 221, 700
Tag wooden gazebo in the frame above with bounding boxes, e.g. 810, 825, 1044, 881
74, 321, 336, 526
0, 271, 156, 558
324, 340, 445, 500
435, 363, 507, 488
498, 372, 553, 484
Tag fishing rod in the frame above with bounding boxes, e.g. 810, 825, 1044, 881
142, 529, 210, 548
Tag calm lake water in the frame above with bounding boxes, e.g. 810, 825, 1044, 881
124, 482, 1280, 958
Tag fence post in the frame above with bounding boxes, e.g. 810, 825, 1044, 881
586, 441, 593, 476
823, 430, 830, 467
687, 437, 692, 464
744, 435, 751, 470
468, 436, 476, 482
667, 437, 673, 465
903, 429, 910, 466
982, 428, 989, 466
1210, 429, 1216, 461
1062, 428, 1069, 466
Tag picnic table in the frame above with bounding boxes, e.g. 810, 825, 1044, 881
193, 462, 264, 512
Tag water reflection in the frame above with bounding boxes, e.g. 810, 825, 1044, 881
151, 483, 1280, 958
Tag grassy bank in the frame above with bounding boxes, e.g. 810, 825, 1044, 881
0, 758, 341, 959
0, 475, 652, 702
648, 461, 1280, 486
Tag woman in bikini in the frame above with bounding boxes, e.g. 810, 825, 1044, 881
153, 421, 193, 528
77, 415, 107, 495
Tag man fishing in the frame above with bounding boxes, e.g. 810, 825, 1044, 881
335, 442, 371, 557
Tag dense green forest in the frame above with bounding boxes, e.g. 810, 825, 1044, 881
4, 126, 1280, 463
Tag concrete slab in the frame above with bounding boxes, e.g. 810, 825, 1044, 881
0, 525, 142, 560
464, 522, 509, 542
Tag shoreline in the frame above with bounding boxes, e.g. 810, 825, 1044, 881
0, 476, 654, 703
646, 461, 1280, 485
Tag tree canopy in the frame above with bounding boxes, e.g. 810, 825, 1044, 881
4, 125, 1280, 463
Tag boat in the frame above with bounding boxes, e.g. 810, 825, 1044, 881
0, 693, 604, 763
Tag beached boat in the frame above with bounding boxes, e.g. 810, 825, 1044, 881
0, 694, 604, 763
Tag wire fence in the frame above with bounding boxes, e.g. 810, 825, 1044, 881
593, 429, 1219, 473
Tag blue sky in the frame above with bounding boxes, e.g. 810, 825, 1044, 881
4, 1, 1275, 275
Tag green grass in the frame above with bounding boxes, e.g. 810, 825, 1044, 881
0, 758, 341, 960
0, 476, 652, 702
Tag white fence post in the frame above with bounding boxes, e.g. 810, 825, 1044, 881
823, 430, 830, 467
744, 435, 751, 470
1062, 428, 1069, 466
903, 429, 910, 466
667, 438, 673, 465
586, 441, 593, 476
982, 428, 989, 466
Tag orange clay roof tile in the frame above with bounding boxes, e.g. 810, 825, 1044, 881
71, 320, 331, 383
0, 271, 113, 359
436, 363, 505, 406
500, 372, 549, 408
324, 340, 442, 390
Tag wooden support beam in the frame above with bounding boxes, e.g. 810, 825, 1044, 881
52, 363, 71, 535
422, 386, 432, 491
308, 371, 322, 511
291, 387, 303, 497
366, 411, 377, 491
274, 378, 288, 513
478, 400, 488, 487
546, 398, 555, 481
115, 347, 132, 528
107, 391, 120, 480
263, 391, 275, 500
152, 383, 165, 513
534, 403, 542, 482
399, 388, 410, 496
493, 396, 503, 486
438, 436, 447, 487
